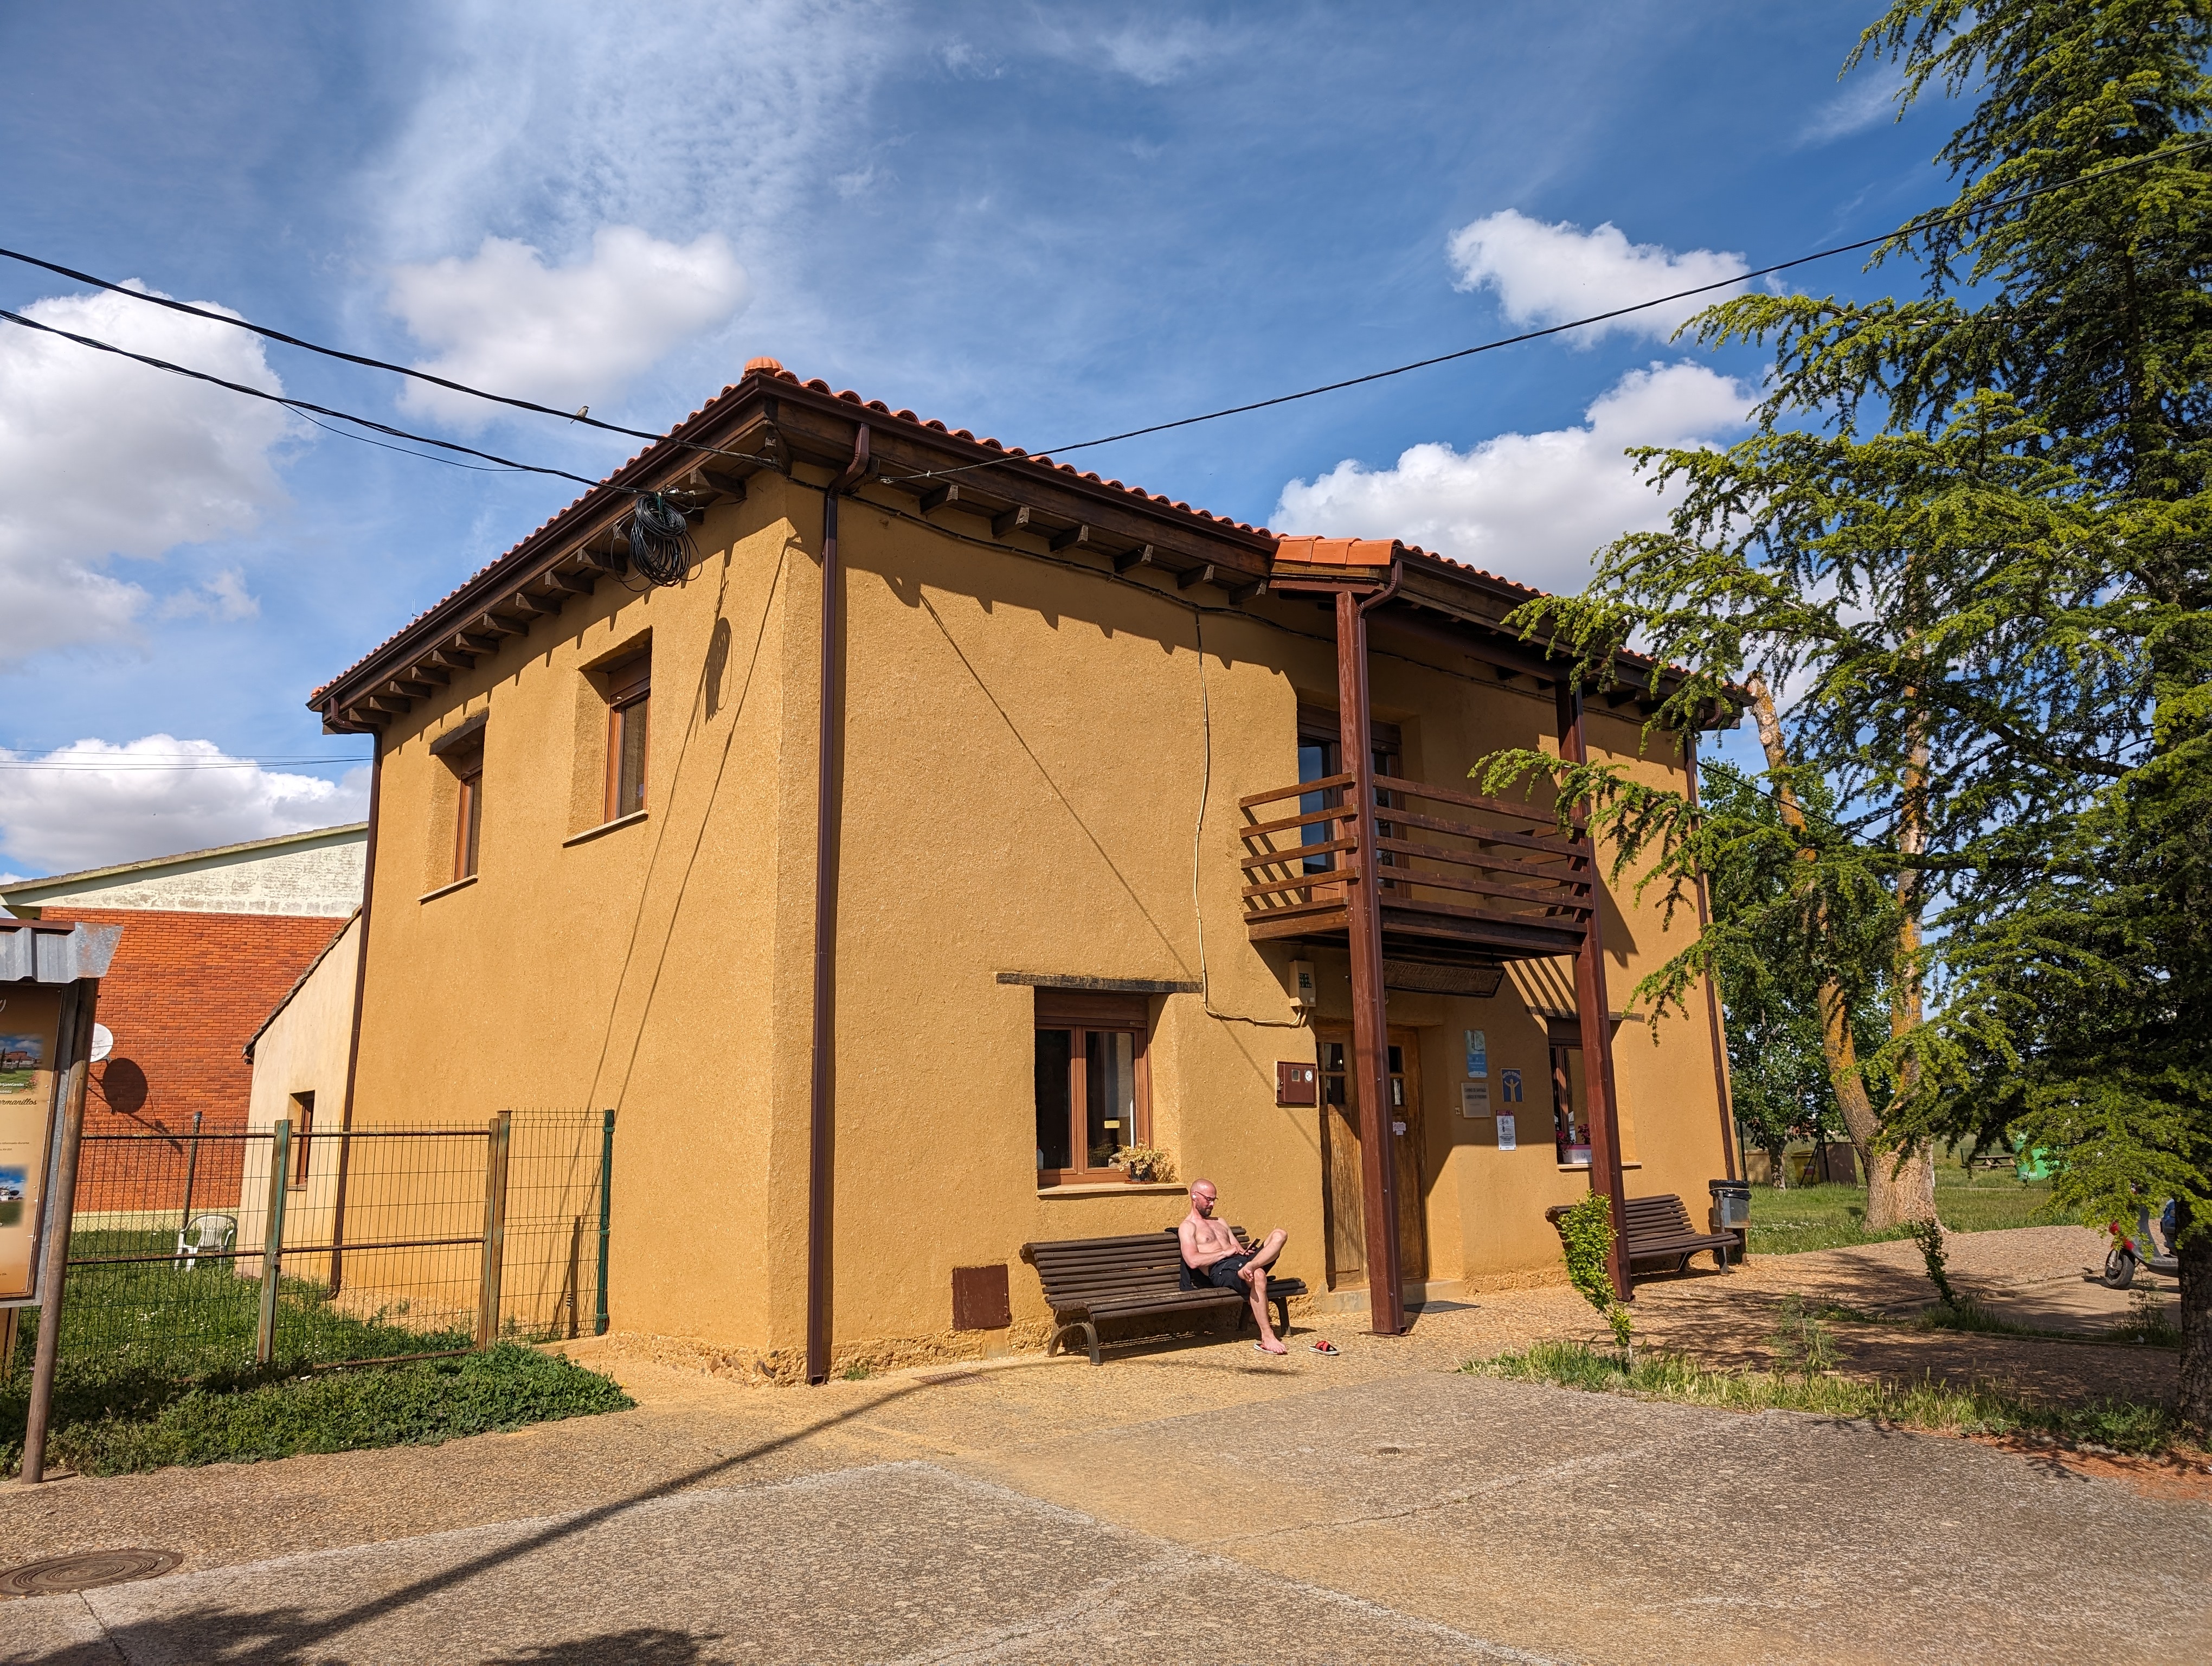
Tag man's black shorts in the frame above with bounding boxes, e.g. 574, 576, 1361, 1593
1206, 1252, 1256, 1290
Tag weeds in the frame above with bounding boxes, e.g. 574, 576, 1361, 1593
1769, 1294, 1841, 1379
1465, 1341, 2188, 1456
1906, 1217, 1962, 1312
2110, 1290, 2183, 1349
841, 1361, 872, 1381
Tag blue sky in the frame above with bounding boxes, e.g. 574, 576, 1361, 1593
0, 0, 1949, 879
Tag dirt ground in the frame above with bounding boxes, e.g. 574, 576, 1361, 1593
0, 1225, 2203, 1665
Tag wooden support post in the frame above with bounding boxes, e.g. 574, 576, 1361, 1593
477, 1111, 512, 1348
22, 979, 94, 1484
1337, 589, 1407, 1336
256, 1119, 292, 1366
1556, 682, 1632, 1299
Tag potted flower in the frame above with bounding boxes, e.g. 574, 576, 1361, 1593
1111, 1145, 1173, 1184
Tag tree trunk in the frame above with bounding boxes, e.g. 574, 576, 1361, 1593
1746, 675, 1935, 1230
2178, 1203, 2212, 1434
1874, 707, 1940, 1232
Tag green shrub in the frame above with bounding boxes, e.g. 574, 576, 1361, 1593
1555, 1193, 1634, 1359
3, 1344, 632, 1478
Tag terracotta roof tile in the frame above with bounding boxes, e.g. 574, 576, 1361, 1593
314, 364, 1688, 706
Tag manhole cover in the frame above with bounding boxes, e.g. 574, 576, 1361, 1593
0, 1549, 182, 1598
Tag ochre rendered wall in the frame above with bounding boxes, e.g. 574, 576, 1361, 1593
343, 472, 1732, 1369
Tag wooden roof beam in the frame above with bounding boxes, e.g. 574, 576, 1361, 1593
1113, 544, 1156, 574
992, 505, 1031, 540
1048, 523, 1090, 553
919, 483, 963, 516
1177, 563, 1217, 591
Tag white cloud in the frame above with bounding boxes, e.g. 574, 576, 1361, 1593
387, 227, 750, 427
156, 567, 260, 622
365, 3, 895, 272
0, 287, 293, 664
1270, 362, 1752, 594
0, 737, 368, 876
1446, 210, 1747, 344
1799, 68, 1905, 145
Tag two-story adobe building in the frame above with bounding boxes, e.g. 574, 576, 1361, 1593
310, 358, 1740, 1381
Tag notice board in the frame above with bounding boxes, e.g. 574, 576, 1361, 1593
0, 984, 64, 1305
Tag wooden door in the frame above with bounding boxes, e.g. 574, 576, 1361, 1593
1316, 1026, 1429, 1290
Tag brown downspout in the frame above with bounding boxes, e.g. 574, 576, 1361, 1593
1339, 565, 1407, 1336
1683, 731, 1740, 1182
806, 424, 872, 1386
1556, 681, 1631, 1299
327, 733, 383, 1296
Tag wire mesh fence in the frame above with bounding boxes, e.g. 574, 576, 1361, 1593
4, 1109, 612, 1386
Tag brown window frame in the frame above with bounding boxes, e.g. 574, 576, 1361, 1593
1033, 990, 1152, 1188
288, 1090, 314, 1190
604, 653, 651, 822
1295, 705, 1402, 879
453, 749, 485, 881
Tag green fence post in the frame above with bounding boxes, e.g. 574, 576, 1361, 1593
594, 1107, 615, 1337
475, 1112, 512, 1348
255, 1120, 292, 1368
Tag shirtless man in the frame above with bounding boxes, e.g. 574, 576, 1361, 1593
1178, 1179, 1291, 1355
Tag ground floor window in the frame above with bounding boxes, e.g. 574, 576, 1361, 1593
1033, 990, 1150, 1186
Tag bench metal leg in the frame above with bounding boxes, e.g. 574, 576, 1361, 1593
1046, 1319, 1101, 1366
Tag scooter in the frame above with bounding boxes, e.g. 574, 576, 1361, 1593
2098, 1202, 2180, 1289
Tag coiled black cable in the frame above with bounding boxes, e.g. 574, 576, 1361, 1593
623, 492, 695, 587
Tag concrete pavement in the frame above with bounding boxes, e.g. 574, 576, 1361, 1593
4, 1352, 2208, 1665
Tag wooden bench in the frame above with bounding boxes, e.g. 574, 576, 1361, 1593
1022, 1233, 1242, 1366
1164, 1226, 1307, 1338
1546, 1193, 1738, 1278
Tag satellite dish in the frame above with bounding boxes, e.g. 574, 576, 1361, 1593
89, 1024, 113, 1064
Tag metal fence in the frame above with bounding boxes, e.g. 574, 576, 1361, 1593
10, 1109, 612, 1383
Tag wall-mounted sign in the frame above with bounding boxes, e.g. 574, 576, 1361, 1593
1500, 1067, 1523, 1104
1, 988, 64, 1305
1495, 1113, 1517, 1152
1459, 1080, 1491, 1118
1276, 1061, 1318, 1106
1464, 1029, 1488, 1079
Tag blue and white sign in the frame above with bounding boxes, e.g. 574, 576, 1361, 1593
1500, 1067, 1523, 1104
1464, 1029, 1487, 1079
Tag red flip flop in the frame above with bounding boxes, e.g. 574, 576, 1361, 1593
1308, 1339, 1340, 1355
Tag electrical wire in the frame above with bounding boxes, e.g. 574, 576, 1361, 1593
0, 305, 614, 488
0, 245, 696, 446
883, 134, 2212, 483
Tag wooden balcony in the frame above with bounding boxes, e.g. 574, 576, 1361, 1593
1238, 773, 1592, 965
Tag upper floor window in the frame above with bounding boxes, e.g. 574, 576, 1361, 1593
1296, 707, 1401, 875
605, 652, 650, 821
453, 748, 484, 880
427, 711, 489, 886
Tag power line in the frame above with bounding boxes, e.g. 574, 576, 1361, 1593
884, 134, 2212, 482
0, 245, 683, 445
0, 305, 616, 488
6, 134, 2204, 500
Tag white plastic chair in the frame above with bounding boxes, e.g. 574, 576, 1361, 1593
177, 1212, 236, 1268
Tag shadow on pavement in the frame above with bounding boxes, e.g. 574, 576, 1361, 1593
7, 1383, 930, 1666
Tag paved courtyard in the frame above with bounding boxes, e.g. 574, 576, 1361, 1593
3, 1227, 2206, 1665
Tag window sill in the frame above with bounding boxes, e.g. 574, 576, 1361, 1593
1557, 1160, 1643, 1171
419, 874, 478, 904
1038, 1181, 1189, 1197
563, 810, 648, 848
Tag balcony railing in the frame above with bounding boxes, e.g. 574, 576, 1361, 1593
1238, 773, 1593, 961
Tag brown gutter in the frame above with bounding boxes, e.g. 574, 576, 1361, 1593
327, 734, 382, 1295
806, 423, 872, 1386
1684, 732, 1740, 1181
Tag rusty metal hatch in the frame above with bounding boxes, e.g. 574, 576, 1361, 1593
950, 1264, 1011, 1331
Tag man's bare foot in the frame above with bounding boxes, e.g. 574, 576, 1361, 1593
1256, 1337, 1288, 1354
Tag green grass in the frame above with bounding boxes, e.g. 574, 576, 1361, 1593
1745, 1163, 2066, 1255
2, 1228, 623, 1478
2, 1343, 634, 1477
1466, 1339, 2191, 1455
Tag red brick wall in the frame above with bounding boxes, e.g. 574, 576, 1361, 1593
37, 907, 350, 1214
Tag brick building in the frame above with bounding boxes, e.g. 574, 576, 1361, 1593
2, 826, 364, 1210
